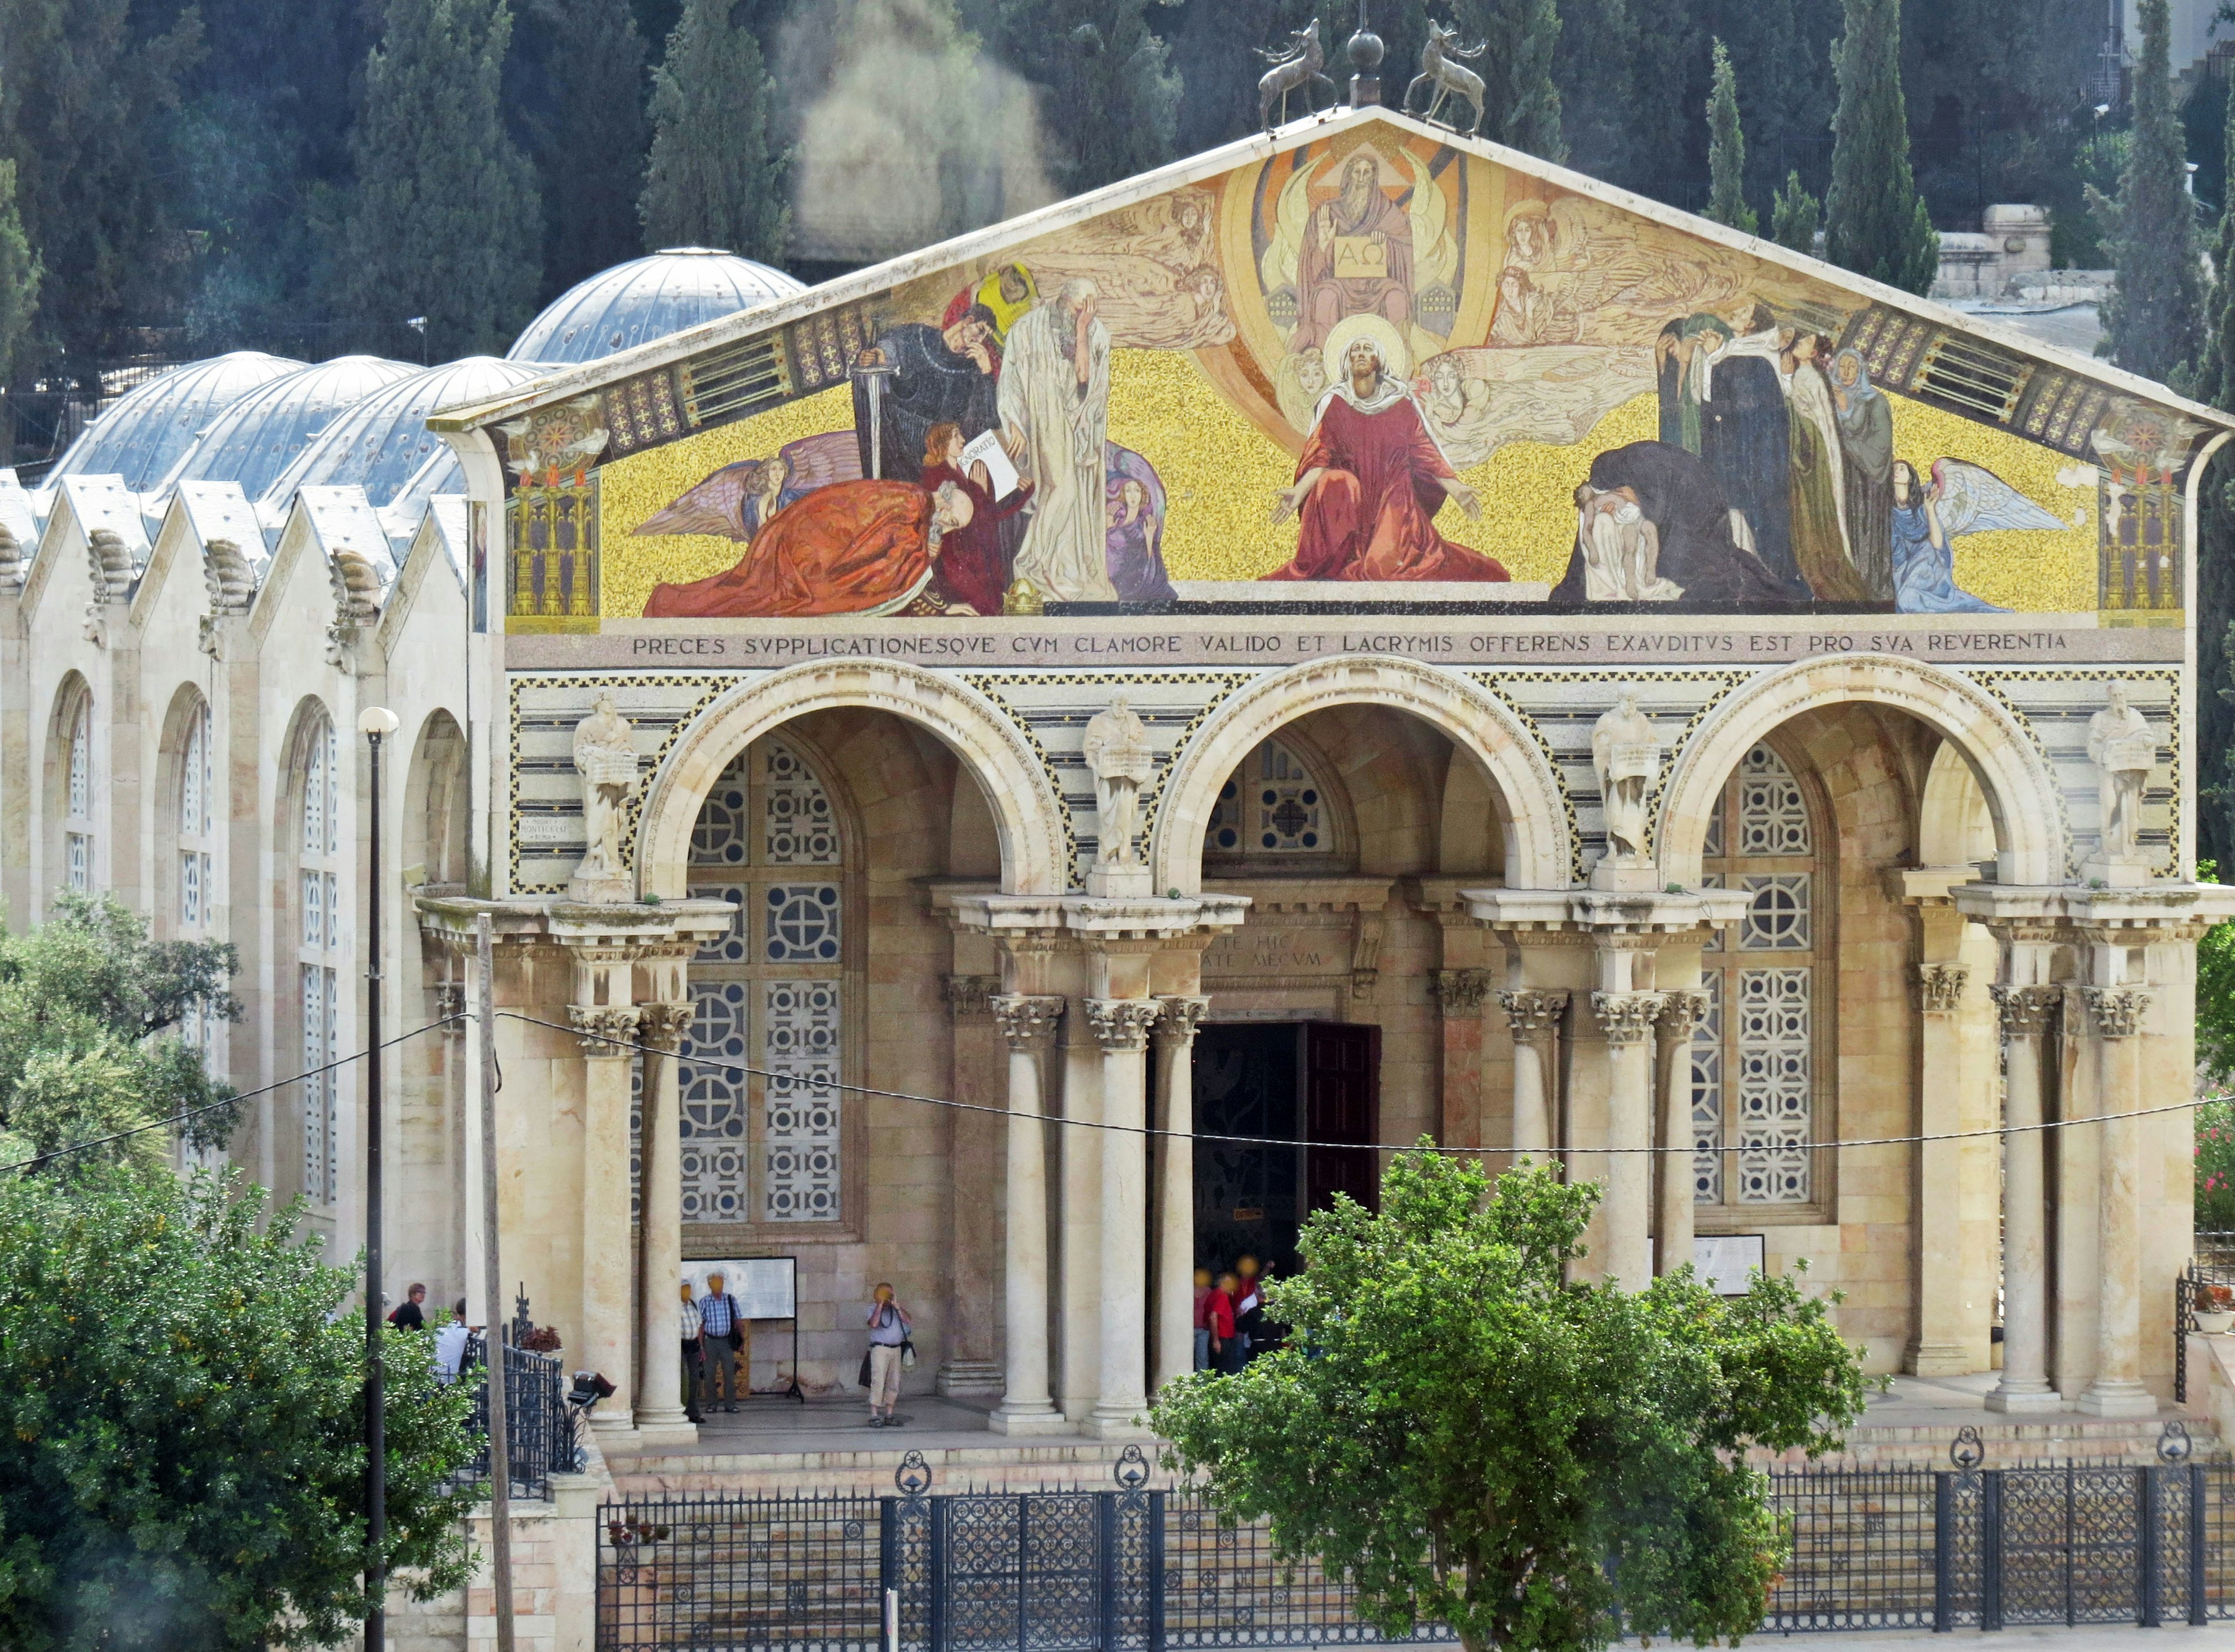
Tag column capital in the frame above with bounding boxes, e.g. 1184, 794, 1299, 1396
1654, 987, 1708, 1041
1590, 989, 1662, 1046
1498, 988, 1569, 1043
1914, 963, 1968, 1015
636, 1001, 694, 1053
2081, 985, 2151, 1040
432, 981, 467, 1033
1151, 995, 1211, 1047
989, 993, 1065, 1052
569, 1003, 642, 1057
1085, 997, 1162, 1053
942, 973, 999, 1022
1429, 968, 1493, 1017
1990, 983, 2062, 1038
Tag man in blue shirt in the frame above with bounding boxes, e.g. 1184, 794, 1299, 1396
699, 1273, 744, 1413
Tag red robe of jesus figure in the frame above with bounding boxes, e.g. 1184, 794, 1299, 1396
1263, 338, 1509, 583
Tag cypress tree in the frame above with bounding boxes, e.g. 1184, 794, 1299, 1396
1451, 0, 1566, 161
1770, 171, 1822, 256
0, 150, 40, 387
2188, 67, 2235, 868
1705, 41, 1757, 235
1824, 0, 1937, 293
988, 0, 1182, 196
516, 0, 651, 299
337, 0, 541, 360
2096, 0, 2203, 384
639, 0, 790, 261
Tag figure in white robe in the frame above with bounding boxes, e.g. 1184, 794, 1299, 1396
998, 278, 1115, 602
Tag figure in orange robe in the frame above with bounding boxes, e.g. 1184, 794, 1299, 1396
643, 479, 971, 619
1263, 339, 1509, 583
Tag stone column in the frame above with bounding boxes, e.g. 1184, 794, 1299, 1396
939, 974, 1005, 1398
1430, 969, 1492, 1158
1652, 990, 1707, 1277
571, 1002, 642, 1433
988, 994, 1066, 1435
1498, 989, 1568, 1161
1151, 996, 1209, 1395
1592, 990, 1663, 1288
1908, 963, 1971, 1375
1085, 997, 1161, 1438
2078, 985, 2156, 1417
632, 1000, 694, 1441
1987, 983, 2062, 1412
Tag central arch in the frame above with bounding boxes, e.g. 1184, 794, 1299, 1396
636, 661, 1069, 897
1656, 653, 2066, 889
1151, 655, 1572, 895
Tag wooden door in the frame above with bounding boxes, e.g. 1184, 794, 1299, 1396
1305, 1022, 1380, 1214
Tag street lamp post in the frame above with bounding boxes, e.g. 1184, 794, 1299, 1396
359, 704, 399, 1650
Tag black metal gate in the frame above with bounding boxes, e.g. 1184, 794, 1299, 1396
905, 1490, 1163, 1652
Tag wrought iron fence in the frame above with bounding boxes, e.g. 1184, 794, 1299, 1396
457, 1333, 580, 1501
595, 1434, 2235, 1651
2173, 1245, 2235, 1403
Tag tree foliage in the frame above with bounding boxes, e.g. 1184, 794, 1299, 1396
1449, 0, 1566, 161
515, 0, 652, 295
2095, 0, 2203, 383
0, 893, 241, 1175
336, 0, 543, 359
1705, 41, 1757, 236
987, 0, 1183, 197
1824, 0, 1936, 293
0, 142, 42, 385
0, 1171, 473, 1650
1154, 1153, 1874, 1652
639, 0, 791, 261
2191, 81, 2235, 870
1772, 169, 1822, 254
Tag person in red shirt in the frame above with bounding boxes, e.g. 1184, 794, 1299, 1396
1191, 1267, 1213, 1371
1207, 1271, 1244, 1375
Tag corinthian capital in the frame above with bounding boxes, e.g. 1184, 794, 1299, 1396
1654, 988, 1709, 1041
1152, 995, 1211, 1048
1085, 998, 1162, 1054
1989, 983, 2061, 1040
1429, 968, 1492, 1017
1498, 988, 1569, 1044
568, 1004, 643, 1058
2082, 985, 2151, 1040
1590, 990, 1663, 1046
636, 1001, 695, 1052
989, 994, 1065, 1052
1914, 964, 1968, 1015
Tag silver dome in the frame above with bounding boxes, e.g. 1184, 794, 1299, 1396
506, 247, 806, 365
50, 352, 305, 492
154, 356, 419, 502
258, 356, 545, 513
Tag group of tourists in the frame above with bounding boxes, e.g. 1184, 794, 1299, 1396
385, 1281, 473, 1384
679, 1274, 750, 1420
1193, 1256, 1280, 1375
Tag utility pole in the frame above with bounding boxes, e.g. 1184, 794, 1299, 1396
478, 912, 517, 1652
358, 705, 399, 1651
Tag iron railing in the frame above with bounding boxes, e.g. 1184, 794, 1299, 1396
595, 1434, 2235, 1651
457, 1333, 580, 1501
2174, 1243, 2235, 1403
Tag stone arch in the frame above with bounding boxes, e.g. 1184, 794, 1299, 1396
154, 682, 215, 934
637, 661, 1069, 898
1657, 654, 2063, 888
403, 708, 469, 891
1151, 655, 1571, 896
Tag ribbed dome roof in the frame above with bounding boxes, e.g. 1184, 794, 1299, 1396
50, 352, 304, 492
506, 247, 806, 365
154, 356, 419, 502
258, 356, 545, 512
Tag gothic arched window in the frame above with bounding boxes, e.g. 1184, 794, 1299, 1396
1692, 743, 1824, 1214
62, 691, 93, 894
295, 709, 342, 1206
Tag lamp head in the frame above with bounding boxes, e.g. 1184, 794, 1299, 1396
359, 706, 400, 738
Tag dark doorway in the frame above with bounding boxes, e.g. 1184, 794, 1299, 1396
1191, 1021, 1380, 1277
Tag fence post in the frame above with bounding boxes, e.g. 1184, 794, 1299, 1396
1016, 1494, 1030, 1652
2191, 1465, 2209, 1627
879, 1496, 898, 1652
2141, 1467, 2162, 1627
928, 1497, 948, 1652
1934, 1472, 1954, 1633
1099, 1493, 1119, 1652
1148, 1490, 1167, 1652
1982, 1471, 2003, 1632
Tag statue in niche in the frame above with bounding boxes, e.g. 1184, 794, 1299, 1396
571, 692, 641, 899
2086, 681, 2155, 864
1082, 696, 1154, 868
1591, 687, 1660, 864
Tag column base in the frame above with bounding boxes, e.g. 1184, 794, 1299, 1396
587, 1411, 641, 1446
2076, 1380, 2159, 1418
632, 1406, 698, 1448
988, 1401, 1072, 1437
938, 1359, 1006, 1399
1081, 1403, 1155, 1441
1906, 1341, 1978, 1377
1984, 1383, 2063, 1414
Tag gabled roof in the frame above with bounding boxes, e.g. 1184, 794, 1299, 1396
431, 104, 2235, 442
53, 476, 151, 561
173, 480, 265, 559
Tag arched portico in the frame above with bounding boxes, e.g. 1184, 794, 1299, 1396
1656, 654, 2065, 889
1151, 655, 1572, 896
635, 660, 1070, 898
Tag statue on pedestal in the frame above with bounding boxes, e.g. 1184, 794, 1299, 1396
571, 692, 641, 901
2085, 682, 2155, 872
1591, 687, 1661, 867
1082, 696, 1154, 894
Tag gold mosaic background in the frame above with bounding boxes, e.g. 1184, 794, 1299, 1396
601, 359, 2099, 610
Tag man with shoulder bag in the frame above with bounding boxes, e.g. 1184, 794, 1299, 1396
699, 1272, 745, 1413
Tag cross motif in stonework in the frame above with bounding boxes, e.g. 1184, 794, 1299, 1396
1590, 990, 1662, 1045
2083, 986, 2151, 1040
1085, 998, 1162, 1052
1151, 995, 1211, 1047
1499, 988, 1569, 1042
569, 1004, 643, 1057
1914, 964, 1968, 1015
1430, 969, 1492, 1017
1989, 984, 2060, 1040
989, 994, 1065, 1051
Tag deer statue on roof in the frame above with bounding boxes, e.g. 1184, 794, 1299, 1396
1258, 17, 1338, 132
1404, 20, 1487, 135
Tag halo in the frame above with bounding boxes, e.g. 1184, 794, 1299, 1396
1322, 314, 1410, 385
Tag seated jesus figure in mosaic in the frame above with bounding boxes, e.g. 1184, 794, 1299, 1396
1263, 319, 1507, 583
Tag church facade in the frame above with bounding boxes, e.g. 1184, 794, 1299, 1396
6, 107, 2232, 1451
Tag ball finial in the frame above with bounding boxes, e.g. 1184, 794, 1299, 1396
1347, 2, 1385, 104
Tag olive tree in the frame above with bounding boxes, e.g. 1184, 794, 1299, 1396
1153, 1153, 1874, 1652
